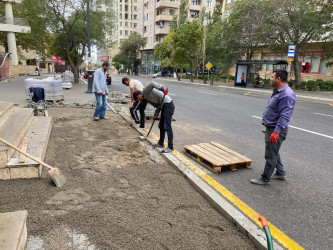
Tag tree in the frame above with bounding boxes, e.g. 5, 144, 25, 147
263, 0, 333, 83
113, 33, 145, 74
46, 0, 114, 84
206, 0, 267, 72
154, 34, 186, 81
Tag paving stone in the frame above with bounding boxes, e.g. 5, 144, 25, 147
0, 210, 28, 250
10, 167, 39, 179
0, 168, 10, 180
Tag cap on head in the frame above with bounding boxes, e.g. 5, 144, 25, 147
133, 90, 142, 101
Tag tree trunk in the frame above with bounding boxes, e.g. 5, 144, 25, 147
292, 51, 301, 84
72, 66, 79, 84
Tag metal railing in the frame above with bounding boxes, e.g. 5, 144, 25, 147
0, 16, 29, 26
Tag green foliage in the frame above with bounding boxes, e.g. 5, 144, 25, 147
263, 0, 333, 83
116, 32, 146, 70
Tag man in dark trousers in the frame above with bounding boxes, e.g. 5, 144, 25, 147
251, 69, 296, 185
133, 81, 175, 153
122, 77, 145, 127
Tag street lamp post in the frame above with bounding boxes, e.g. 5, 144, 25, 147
86, 0, 94, 93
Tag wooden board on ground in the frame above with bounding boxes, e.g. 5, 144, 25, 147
184, 142, 252, 173
18, 138, 28, 163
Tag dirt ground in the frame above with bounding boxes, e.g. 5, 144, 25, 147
0, 108, 256, 250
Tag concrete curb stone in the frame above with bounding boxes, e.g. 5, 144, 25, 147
109, 103, 285, 250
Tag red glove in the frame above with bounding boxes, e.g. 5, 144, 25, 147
98, 92, 102, 96
270, 132, 279, 143
161, 88, 168, 95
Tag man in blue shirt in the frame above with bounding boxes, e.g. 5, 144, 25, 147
92, 61, 110, 121
251, 69, 296, 185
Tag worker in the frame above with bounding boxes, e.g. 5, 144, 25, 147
133, 81, 175, 153
251, 69, 296, 185
122, 77, 145, 127
92, 61, 110, 121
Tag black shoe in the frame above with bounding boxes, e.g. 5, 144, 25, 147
139, 126, 144, 128
135, 121, 140, 124
154, 143, 164, 148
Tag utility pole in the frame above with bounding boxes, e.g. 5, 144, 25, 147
202, 25, 206, 84
86, 0, 94, 93
87, 0, 91, 60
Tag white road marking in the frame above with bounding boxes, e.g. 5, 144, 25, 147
168, 93, 176, 96
251, 115, 333, 140
197, 91, 218, 96
314, 112, 333, 118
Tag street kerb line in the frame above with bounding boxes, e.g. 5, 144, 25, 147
111, 104, 302, 249
251, 115, 333, 139
146, 130, 302, 250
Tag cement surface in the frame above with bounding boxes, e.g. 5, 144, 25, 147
0, 210, 28, 250
0, 108, 256, 249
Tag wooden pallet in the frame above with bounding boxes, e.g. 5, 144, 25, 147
184, 142, 252, 173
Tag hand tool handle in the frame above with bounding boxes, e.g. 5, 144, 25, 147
0, 137, 54, 170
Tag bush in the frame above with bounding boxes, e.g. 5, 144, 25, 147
306, 80, 318, 91
228, 75, 236, 81
288, 80, 296, 88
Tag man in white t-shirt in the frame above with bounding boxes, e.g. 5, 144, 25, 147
122, 77, 145, 127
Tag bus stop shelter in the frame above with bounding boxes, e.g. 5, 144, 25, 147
235, 60, 288, 86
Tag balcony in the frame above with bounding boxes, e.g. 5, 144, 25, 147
156, 0, 179, 10
156, 14, 173, 22
0, 17, 30, 33
155, 26, 170, 35
188, 4, 201, 11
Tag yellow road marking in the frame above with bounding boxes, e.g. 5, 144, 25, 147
243, 92, 251, 96
220, 89, 226, 92
147, 131, 304, 249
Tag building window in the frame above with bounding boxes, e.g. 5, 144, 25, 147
119, 30, 122, 35
191, 0, 197, 4
190, 11, 198, 18
206, 0, 211, 7
134, 15, 137, 19
125, 30, 128, 35
125, 5, 128, 11
169, 9, 174, 15
125, 14, 128, 19
134, 23, 137, 28
119, 13, 122, 19
134, 6, 137, 11
125, 22, 128, 26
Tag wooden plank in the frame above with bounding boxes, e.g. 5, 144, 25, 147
18, 137, 28, 163
184, 149, 221, 173
198, 143, 243, 164
189, 145, 231, 166
210, 142, 252, 162
184, 146, 221, 166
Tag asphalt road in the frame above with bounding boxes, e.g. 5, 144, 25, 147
110, 74, 333, 250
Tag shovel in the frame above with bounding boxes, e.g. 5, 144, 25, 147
0, 137, 66, 187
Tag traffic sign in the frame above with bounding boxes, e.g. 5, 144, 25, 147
205, 62, 212, 69
288, 45, 296, 58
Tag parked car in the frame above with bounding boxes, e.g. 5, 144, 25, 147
106, 72, 112, 85
152, 72, 162, 78
152, 70, 172, 78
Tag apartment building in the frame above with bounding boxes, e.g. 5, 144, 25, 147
97, 0, 139, 67
138, 0, 229, 74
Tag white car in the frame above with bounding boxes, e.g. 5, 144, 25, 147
152, 72, 162, 78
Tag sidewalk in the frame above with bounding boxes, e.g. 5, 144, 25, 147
135, 75, 333, 102
0, 107, 257, 249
